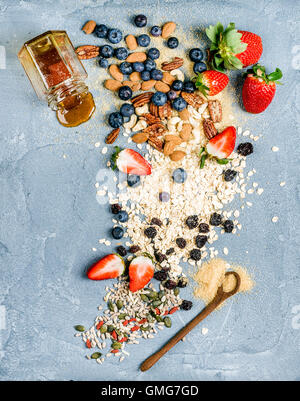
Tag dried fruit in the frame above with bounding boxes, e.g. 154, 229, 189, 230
223, 219, 234, 233
154, 271, 168, 281
177, 277, 188, 288
125, 34, 138, 50
195, 235, 208, 248
161, 22, 177, 39
109, 64, 123, 82
237, 142, 254, 156
169, 150, 186, 161
104, 79, 123, 91
131, 92, 153, 107
116, 246, 127, 257
199, 223, 210, 233
180, 300, 193, 310
129, 245, 141, 253
155, 251, 167, 263
210, 212, 222, 226
181, 92, 204, 108
186, 215, 199, 229
111, 203, 122, 214
150, 217, 163, 227
161, 57, 184, 71
144, 226, 157, 239
224, 169, 237, 182
202, 119, 217, 140
126, 52, 147, 63
82, 20, 96, 34
164, 280, 177, 290
190, 249, 201, 261
76, 45, 99, 60
208, 100, 222, 122
105, 128, 120, 144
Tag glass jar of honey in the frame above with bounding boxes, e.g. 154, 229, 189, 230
18, 30, 95, 127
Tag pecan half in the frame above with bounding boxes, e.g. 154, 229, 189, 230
140, 113, 161, 125
208, 100, 222, 122
131, 92, 153, 107
158, 102, 172, 119
148, 136, 164, 152
105, 128, 120, 144
143, 123, 166, 137
161, 57, 184, 71
203, 119, 217, 140
76, 45, 99, 60
181, 92, 204, 108
149, 103, 159, 117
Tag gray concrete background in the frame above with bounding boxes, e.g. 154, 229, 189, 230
0, 0, 299, 381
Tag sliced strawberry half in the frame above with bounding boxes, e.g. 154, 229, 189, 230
206, 126, 236, 159
111, 147, 152, 176
87, 254, 125, 281
129, 255, 155, 292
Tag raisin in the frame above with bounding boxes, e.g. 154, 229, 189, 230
237, 142, 253, 156
199, 223, 210, 233
111, 203, 122, 214
176, 238, 187, 249
154, 271, 168, 281
195, 235, 208, 248
190, 249, 201, 261
177, 277, 188, 288
186, 215, 199, 229
144, 226, 157, 239
150, 217, 163, 227
210, 212, 222, 226
164, 280, 177, 290
180, 300, 193, 310
224, 169, 237, 182
129, 245, 140, 253
223, 220, 234, 233
155, 252, 167, 263
116, 245, 127, 256
166, 247, 175, 255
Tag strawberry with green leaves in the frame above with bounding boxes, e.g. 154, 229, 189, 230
206, 22, 263, 71
242, 64, 283, 114
195, 70, 229, 96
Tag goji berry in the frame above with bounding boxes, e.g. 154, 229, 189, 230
169, 307, 178, 314
96, 321, 104, 330
131, 325, 139, 332
86, 339, 92, 348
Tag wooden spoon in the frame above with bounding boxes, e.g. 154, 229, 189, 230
140, 271, 241, 372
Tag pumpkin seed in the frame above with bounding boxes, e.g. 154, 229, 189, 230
118, 313, 126, 320
116, 300, 123, 310
74, 325, 85, 332
140, 325, 151, 331
141, 294, 150, 302
164, 317, 172, 328
91, 352, 102, 359
112, 341, 122, 350
155, 314, 163, 322
107, 325, 114, 333
107, 300, 115, 312
158, 290, 166, 299
148, 291, 158, 299
100, 324, 107, 334
174, 287, 180, 296
152, 300, 162, 307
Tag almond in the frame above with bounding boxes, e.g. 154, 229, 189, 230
162, 72, 175, 85
109, 64, 123, 82
178, 109, 190, 120
75, 45, 99, 60
123, 81, 141, 91
169, 150, 186, 161
125, 34, 138, 50
141, 80, 156, 90
129, 72, 141, 82
161, 22, 176, 39
164, 135, 182, 145
155, 81, 170, 93
105, 79, 123, 91
126, 52, 147, 63
163, 141, 177, 156
179, 123, 192, 141
132, 132, 149, 144
82, 20, 96, 34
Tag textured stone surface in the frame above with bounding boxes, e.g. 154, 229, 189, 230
0, 0, 299, 381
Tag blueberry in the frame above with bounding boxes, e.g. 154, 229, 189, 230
167, 37, 179, 49
108, 112, 124, 128
99, 45, 114, 58
114, 47, 128, 60
159, 191, 170, 202
141, 70, 151, 81
118, 85, 133, 101
144, 59, 156, 71
150, 26, 162, 37
152, 91, 167, 106
167, 90, 177, 101
117, 210, 129, 223
148, 47, 160, 60
193, 62, 207, 74
137, 34, 150, 47
112, 226, 124, 239
224, 169, 237, 182
98, 58, 108, 68
119, 62, 133, 75
171, 80, 183, 91
120, 103, 135, 118
172, 97, 187, 111
189, 48, 204, 62
107, 28, 122, 44
134, 14, 147, 28
172, 168, 187, 183
183, 81, 196, 93
94, 24, 108, 38
150, 69, 163, 81
127, 174, 140, 187
132, 62, 145, 72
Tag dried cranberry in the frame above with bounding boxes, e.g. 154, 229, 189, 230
111, 203, 122, 214
164, 280, 177, 290
150, 217, 163, 227
199, 223, 210, 233
129, 245, 140, 253
176, 238, 186, 249
154, 271, 168, 281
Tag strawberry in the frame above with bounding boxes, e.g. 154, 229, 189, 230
129, 255, 155, 292
111, 146, 152, 176
87, 254, 125, 281
242, 64, 282, 114
206, 126, 236, 159
206, 22, 262, 71
195, 70, 229, 96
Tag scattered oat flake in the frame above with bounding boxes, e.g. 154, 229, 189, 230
202, 328, 209, 335
272, 146, 279, 152
95, 142, 100, 148
272, 216, 279, 223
